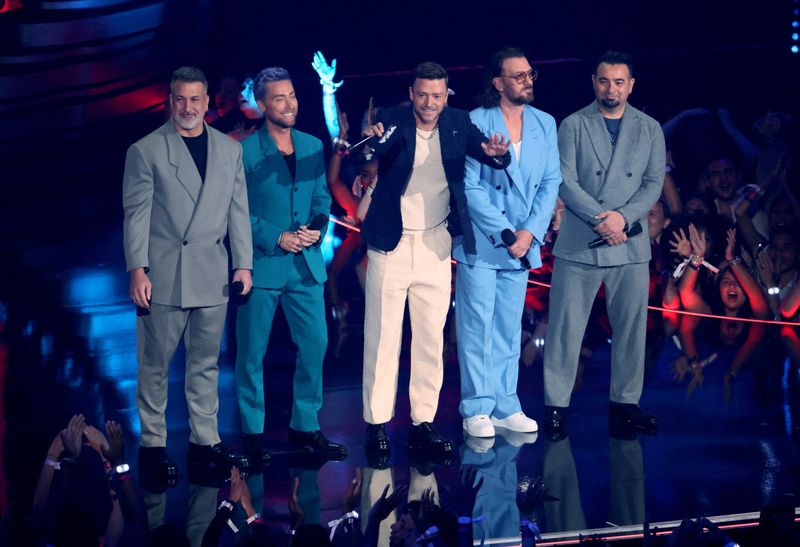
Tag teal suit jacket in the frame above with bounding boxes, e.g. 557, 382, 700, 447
241, 127, 331, 288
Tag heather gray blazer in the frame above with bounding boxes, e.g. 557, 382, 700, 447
123, 121, 253, 308
553, 102, 665, 266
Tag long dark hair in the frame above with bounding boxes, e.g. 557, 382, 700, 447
478, 47, 527, 109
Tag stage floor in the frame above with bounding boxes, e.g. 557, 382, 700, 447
1, 223, 799, 546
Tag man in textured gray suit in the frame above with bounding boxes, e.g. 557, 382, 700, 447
123, 66, 253, 479
543, 51, 665, 435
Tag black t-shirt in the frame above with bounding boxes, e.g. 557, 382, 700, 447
182, 129, 208, 182
282, 151, 296, 181
603, 117, 622, 146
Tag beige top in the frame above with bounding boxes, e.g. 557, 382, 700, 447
401, 127, 450, 230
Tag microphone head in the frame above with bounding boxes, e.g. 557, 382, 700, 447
231, 281, 245, 295
501, 229, 517, 246
307, 214, 329, 231
627, 220, 643, 237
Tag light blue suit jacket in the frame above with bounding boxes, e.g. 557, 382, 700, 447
452, 105, 561, 269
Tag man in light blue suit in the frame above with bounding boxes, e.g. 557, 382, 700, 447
453, 48, 561, 439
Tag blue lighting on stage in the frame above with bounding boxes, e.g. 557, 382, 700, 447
320, 220, 342, 265
792, 45, 799, 54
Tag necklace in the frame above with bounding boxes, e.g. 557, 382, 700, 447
416, 125, 438, 140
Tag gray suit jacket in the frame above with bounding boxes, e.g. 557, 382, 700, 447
123, 121, 253, 308
554, 102, 665, 266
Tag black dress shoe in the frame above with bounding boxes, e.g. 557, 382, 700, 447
243, 433, 271, 468
288, 428, 348, 460
187, 442, 249, 473
608, 402, 657, 434
365, 423, 391, 453
139, 446, 178, 487
542, 406, 567, 432
407, 422, 453, 453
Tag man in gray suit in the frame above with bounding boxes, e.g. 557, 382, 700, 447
123, 66, 253, 479
543, 51, 665, 435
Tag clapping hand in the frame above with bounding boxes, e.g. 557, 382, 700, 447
60, 414, 86, 459
724, 228, 736, 263
342, 467, 362, 513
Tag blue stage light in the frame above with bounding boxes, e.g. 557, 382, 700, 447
792, 45, 799, 54
793, 33, 799, 40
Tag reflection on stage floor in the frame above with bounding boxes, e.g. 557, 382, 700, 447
1, 226, 799, 546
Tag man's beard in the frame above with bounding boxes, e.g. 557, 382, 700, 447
268, 111, 296, 128
601, 98, 620, 109
509, 91, 534, 106
175, 113, 201, 131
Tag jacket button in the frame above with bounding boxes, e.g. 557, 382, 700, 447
501, 210, 506, 214
182, 241, 188, 246
216, 238, 221, 244
598, 199, 604, 204
294, 187, 298, 192
626, 172, 633, 177
294, 212, 298, 216
495, 185, 501, 190
596, 171, 602, 176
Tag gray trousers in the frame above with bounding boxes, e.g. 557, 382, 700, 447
543, 258, 649, 407
136, 302, 227, 447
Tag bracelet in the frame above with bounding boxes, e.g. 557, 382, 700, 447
365, 185, 376, 196
768, 286, 780, 295
246, 513, 261, 524
335, 147, 348, 157
688, 261, 700, 271
219, 500, 234, 512
333, 137, 350, 147
729, 255, 742, 266
688, 355, 701, 369
45, 457, 60, 470
115, 463, 130, 474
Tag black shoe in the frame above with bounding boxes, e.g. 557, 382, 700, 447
365, 423, 391, 453
187, 442, 249, 473
609, 402, 657, 434
242, 433, 271, 468
542, 406, 566, 431
138, 446, 178, 488
407, 422, 453, 453
409, 446, 453, 473
288, 428, 348, 460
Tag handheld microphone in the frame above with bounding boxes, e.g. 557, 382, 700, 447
588, 220, 643, 248
231, 281, 245, 295
501, 229, 532, 270
347, 124, 398, 152
306, 213, 329, 231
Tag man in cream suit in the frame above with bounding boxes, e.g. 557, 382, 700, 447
543, 51, 665, 435
454, 47, 561, 440
123, 66, 253, 479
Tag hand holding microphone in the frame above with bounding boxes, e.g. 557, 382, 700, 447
588, 220, 643, 248
501, 229, 532, 270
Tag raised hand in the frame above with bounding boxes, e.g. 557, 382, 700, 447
757, 251, 777, 287
336, 102, 349, 139
60, 414, 86, 459
669, 227, 692, 258
229, 466, 245, 504
369, 483, 408, 523
102, 420, 125, 466
688, 223, 707, 258
481, 132, 510, 157
724, 228, 736, 262
342, 467, 362, 513
83, 425, 108, 456
311, 51, 343, 92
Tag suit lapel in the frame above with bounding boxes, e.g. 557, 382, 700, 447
165, 121, 202, 203
581, 104, 613, 170
489, 107, 529, 208
607, 106, 640, 172
185, 124, 227, 239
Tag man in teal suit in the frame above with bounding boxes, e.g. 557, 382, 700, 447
236, 67, 346, 463
453, 48, 561, 440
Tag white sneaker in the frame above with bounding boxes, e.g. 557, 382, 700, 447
463, 415, 495, 438
491, 412, 538, 433
464, 433, 494, 453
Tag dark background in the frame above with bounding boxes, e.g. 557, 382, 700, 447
0, 0, 797, 258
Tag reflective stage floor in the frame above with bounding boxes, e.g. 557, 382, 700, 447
1, 222, 799, 546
